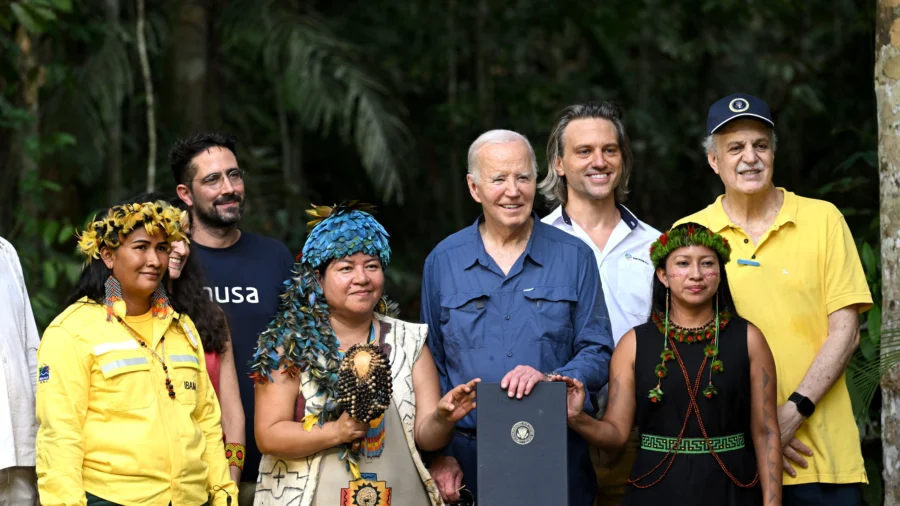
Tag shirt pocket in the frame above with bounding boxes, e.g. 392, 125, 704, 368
169, 352, 201, 407
613, 254, 655, 320
96, 352, 154, 411
522, 286, 577, 344
440, 291, 489, 349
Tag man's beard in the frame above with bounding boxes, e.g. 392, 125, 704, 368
194, 194, 244, 229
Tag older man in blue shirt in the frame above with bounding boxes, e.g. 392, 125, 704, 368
422, 129, 614, 506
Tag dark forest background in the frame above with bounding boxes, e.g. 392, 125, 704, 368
0, 0, 886, 502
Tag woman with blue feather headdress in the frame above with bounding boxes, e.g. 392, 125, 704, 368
250, 202, 478, 506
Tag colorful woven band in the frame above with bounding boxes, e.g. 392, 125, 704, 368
224, 442, 245, 470
640, 433, 745, 454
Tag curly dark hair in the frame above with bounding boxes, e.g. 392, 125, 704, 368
65, 192, 229, 355
648, 222, 739, 321
168, 132, 237, 186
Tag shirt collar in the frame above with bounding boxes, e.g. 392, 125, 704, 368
463, 212, 543, 269
556, 203, 639, 231
708, 187, 797, 232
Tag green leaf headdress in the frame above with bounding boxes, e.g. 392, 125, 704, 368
650, 223, 731, 269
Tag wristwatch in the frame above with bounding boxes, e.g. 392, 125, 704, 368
788, 392, 816, 417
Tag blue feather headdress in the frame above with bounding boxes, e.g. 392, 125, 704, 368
249, 202, 397, 439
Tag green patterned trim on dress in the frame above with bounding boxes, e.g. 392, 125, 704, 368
640, 433, 746, 454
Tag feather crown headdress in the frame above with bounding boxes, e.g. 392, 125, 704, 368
301, 201, 391, 269
649, 223, 731, 269
76, 201, 188, 261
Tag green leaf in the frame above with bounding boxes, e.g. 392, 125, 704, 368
10, 4, 42, 33
42, 262, 57, 289
57, 223, 73, 244
860, 242, 876, 278
42, 220, 60, 246
41, 180, 62, 192
49, 0, 73, 13
859, 336, 877, 361
65, 262, 81, 284
867, 305, 882, 346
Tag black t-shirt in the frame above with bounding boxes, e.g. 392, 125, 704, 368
191, 231, 295, 483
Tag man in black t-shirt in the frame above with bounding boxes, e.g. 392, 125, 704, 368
170, 133, 294, 505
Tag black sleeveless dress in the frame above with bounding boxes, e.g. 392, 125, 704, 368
623, 316, 761, 506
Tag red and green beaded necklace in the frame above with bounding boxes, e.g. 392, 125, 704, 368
647, 300, 729, 403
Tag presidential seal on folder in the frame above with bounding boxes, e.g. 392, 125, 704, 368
476, 381, 568, 505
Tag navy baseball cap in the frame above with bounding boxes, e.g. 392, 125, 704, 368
706, 93, 774, 135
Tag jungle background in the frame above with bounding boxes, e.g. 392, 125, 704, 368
0, 0, 891, 503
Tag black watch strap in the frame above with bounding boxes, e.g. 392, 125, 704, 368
788, 392, 815, 417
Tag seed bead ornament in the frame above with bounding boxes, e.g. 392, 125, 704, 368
336, 343, 393, 425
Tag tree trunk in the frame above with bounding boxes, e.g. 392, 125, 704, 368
172, 0, 209, 131
13, 25, 42, 231
875, 2, 900, 504
136, 0, 157, 192
106, 0, 124, 202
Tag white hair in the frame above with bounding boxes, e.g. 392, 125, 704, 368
703, 129, 778, 156
467, 129, 539, 180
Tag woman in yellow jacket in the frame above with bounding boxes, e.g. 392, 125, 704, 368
36, 200, 239, 506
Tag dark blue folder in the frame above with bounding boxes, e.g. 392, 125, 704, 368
476, 381, 568, 505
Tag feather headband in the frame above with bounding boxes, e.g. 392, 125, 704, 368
76, 201, 189, 261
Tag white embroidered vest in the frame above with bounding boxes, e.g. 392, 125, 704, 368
253, 315, 444, 506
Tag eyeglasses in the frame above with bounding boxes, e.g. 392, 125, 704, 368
188, 169, 245, 190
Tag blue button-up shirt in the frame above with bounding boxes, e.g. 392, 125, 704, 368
421, 214, 614, 430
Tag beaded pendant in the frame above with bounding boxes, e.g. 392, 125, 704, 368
336, 343, 392, 424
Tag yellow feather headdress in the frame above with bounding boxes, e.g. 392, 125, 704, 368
76, 201, 189, 261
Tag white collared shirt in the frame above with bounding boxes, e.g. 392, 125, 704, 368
0, 237, 39, 469
542, 204, 660, 346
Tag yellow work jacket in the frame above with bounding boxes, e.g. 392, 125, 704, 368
36, 298, 238, 506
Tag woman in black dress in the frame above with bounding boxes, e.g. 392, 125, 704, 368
555, 223, 782, 505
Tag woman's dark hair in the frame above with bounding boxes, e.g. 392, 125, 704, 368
164, 194, 229, 355
64, 257, 113, 308
64, 192, 229, 355
647, 222, 739, 321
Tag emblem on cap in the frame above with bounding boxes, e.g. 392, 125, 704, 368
728, 98, 750, 113
511, 421, 534, 445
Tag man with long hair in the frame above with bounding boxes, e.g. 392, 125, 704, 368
539, 102, 660, 505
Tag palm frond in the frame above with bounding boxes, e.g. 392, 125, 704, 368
219, 0, 411, 203
847, 325, 900, 421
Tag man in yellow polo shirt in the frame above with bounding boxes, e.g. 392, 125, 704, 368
675, 93, 873, 506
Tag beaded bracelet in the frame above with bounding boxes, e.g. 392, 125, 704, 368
225, 442, 245, 470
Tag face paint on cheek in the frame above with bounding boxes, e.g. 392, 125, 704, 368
703, 272, 719, 279
667, 272, 688, 279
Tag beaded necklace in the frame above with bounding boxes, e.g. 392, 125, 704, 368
115, 315, 176, 399
336, 323, 389, 459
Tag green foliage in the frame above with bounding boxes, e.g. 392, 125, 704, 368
0, 3, 890, 502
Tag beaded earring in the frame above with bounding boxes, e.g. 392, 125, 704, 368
150, 283, 172, 319
104, 275, 123, 322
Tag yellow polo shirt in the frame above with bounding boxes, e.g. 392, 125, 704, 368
676, 188, 872, 485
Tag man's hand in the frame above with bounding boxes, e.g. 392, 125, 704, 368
430, 455, 464, 503
777, 402, 813, 477
500, 365, 546, 399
